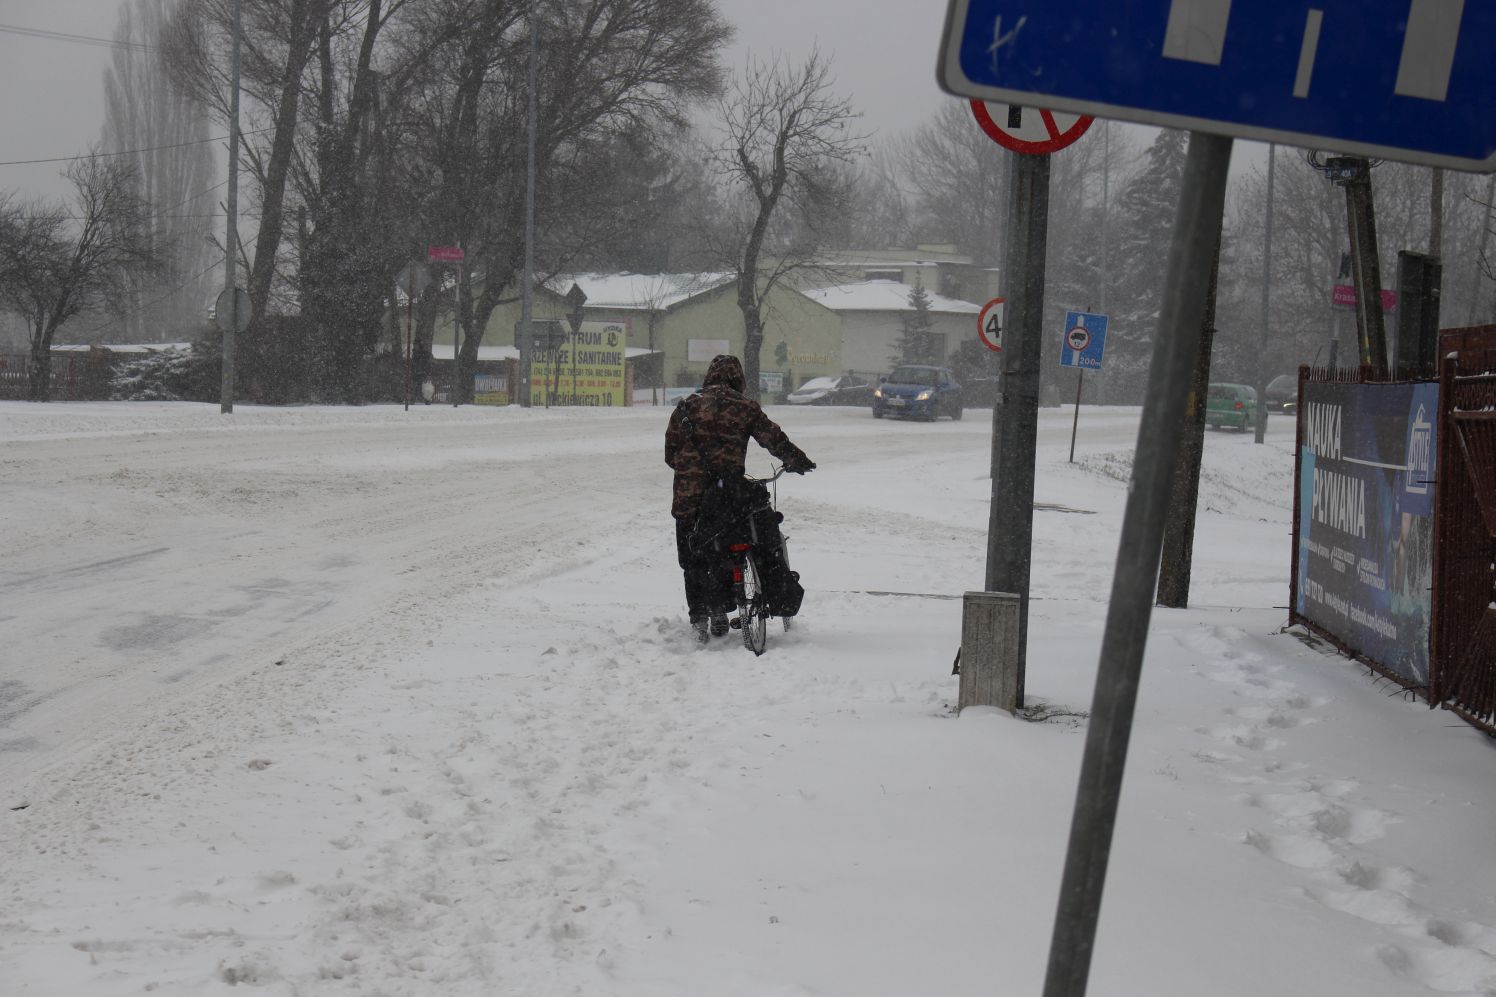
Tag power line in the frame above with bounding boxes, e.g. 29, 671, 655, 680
0, 129, 271, 168
0, 23, 152, 52
79, 258, 223, 338
25, 179, 238, 222
162, 178, 230, 214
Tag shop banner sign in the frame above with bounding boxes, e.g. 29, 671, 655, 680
473, 372, 508, 406
530, 320, 629, 406
1295, 380, 1437, 687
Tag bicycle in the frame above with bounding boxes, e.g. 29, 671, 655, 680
723, 467, 800, 655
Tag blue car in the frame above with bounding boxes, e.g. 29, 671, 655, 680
872, 365, 963, 421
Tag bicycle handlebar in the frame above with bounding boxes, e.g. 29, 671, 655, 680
745, 466, 788, 485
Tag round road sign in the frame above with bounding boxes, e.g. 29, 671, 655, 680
214, 286, 251, 334
397, 262, 432, 299
970, 101, 1094, 155
977, 297, 1006, 352
1065, 324, 1091, 353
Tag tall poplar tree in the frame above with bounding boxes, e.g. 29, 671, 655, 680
102, 0, 217, 341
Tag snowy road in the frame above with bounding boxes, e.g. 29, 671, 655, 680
0, 407, 668, 791
3, 401, 1493, 997
0, 401, 1143, 794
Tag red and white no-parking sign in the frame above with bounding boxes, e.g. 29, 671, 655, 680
970, 100, 1093, 155
977, 297, 1006, 352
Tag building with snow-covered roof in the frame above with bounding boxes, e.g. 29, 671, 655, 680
431, 262, 997, 402
802, 281, 981, 378
435, 271, 842, 402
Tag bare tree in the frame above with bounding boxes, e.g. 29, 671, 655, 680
895, 100, 1008, 267
0, 157, 160, 400
816, 143, 912, 253
1470, 175, 1496, 324
296, 0, 438, 401
163, 0, 338, 327
713, 50, 865, 399
441, 0, 731, 402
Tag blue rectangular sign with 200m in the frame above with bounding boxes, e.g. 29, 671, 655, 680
938, 0, 1496, 171
1060, 311, 1107, 370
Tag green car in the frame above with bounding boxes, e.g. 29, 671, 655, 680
1206, 382, 1257, 430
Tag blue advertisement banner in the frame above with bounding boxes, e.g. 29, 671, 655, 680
1295, 381, 1438, 687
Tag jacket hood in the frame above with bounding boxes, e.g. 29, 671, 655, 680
703, 354, 746, 393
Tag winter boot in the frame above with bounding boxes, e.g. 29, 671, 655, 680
709, 612, 730, 638
690, 613, 710, 645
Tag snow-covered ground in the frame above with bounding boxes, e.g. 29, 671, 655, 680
1, 400, 1492, 997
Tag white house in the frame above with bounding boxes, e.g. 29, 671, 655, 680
800, 280, 981, 379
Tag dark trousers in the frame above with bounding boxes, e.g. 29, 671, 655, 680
676, 517, 733, 619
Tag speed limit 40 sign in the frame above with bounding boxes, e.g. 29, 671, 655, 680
977, 296, 1006, 352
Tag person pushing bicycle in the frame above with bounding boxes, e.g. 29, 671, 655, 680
665, 354, 815, 642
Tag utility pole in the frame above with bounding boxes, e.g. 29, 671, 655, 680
1254, 144, 1274, 443
518, 2, 539, 407
1155, 236, 1222, 609
220, 0, 241, 414
986, 148, 1051, 702
1344, 159, 1389, 376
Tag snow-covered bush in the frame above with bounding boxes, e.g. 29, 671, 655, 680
110, 345, 218, 401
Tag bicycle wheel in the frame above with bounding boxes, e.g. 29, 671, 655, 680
739, 552, 768, 655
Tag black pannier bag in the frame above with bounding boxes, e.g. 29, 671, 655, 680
688, 472, 804, 618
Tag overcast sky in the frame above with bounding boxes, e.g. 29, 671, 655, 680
0, 0, 978, 204
0, 1, 1266, 208
714, 0, 953, 140
0, 0, 128, 201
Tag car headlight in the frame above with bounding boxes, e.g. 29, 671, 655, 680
916, 390, 932, 401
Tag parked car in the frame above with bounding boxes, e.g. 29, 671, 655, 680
786, 374, 871, 405
872, 365, 963, 421
1264, 373, 1298, 414
1206, 382, 1257, 430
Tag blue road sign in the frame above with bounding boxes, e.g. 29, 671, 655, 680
1059, 311, 1108, 370
938, 1, 1496, 171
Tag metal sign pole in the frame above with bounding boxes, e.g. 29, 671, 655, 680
1041, 131, 1234, 997
405, 281, 413, 411
453, 259, 462, 407
1068, 371, 1083, 463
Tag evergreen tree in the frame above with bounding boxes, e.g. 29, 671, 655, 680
1109, 129, 1188, 402
891, 280, 937, 366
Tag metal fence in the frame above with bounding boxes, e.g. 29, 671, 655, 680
1432, 325, 1496, 734
1290, 327, 1496, 736
0, 352, 106, 401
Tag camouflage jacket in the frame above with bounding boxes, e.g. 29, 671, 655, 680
664, 355, 812, 521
